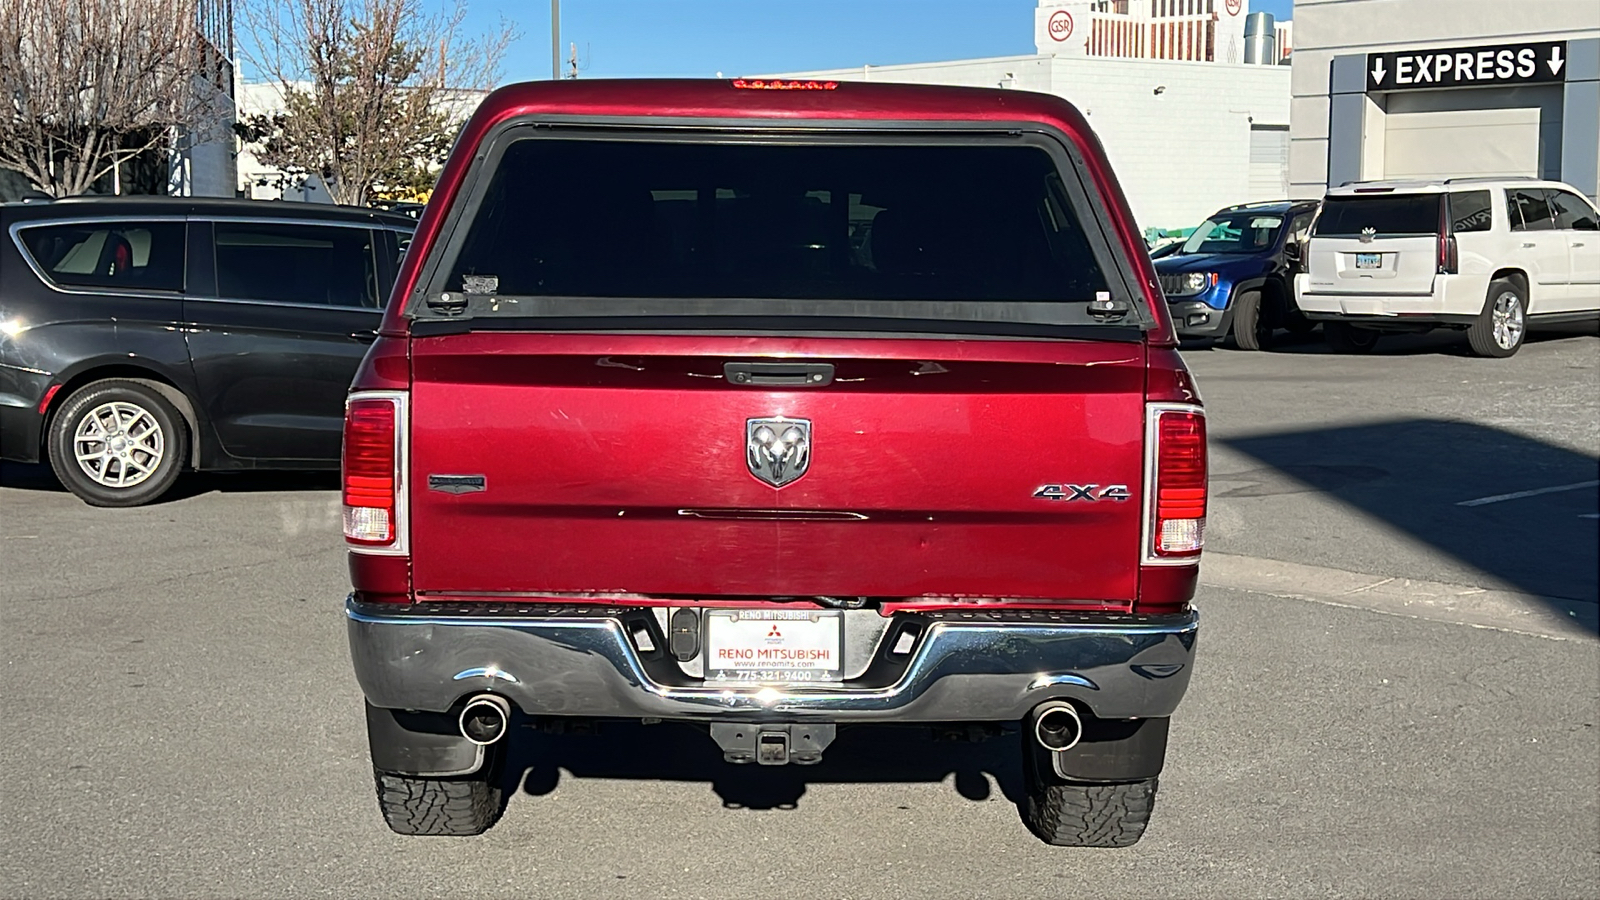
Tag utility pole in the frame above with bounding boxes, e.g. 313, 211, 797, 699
551, 0, 561, 81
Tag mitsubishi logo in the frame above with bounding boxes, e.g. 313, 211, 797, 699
746, 417, 811, 487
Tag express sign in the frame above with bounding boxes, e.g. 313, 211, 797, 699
1367, 41, 1569, 92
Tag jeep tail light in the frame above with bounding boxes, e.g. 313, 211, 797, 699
343, 394, 406, 549
1146, 405, 1207, 560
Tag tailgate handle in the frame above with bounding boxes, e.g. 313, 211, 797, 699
724, 362, 834, 387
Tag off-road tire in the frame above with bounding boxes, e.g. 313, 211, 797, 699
47, 380, 188, 507
1024, 776, 1159, 847
1466, 277, 1526, 358
1230, 289, 1273, 351
374, 767, 504, 836
1323, 321, 1381, 354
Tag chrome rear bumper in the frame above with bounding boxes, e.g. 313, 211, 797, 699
346, 599, 1198, 723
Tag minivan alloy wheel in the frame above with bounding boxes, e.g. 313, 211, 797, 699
72, 401, 165, 488
1491, 291, 1524, 351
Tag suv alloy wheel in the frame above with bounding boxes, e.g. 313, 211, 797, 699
1467, 277, 1526, 358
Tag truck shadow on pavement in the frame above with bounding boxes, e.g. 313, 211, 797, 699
504, 721, 1025, 812
1222, 417, 1599, 631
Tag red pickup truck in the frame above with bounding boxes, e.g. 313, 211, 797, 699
343, 79, 1204, 846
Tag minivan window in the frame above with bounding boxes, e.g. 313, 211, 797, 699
19, 221, 186, 292
1447, 191, 1493, 233
1548, 190, 1599, 231
1178, 212, 1283, 255
214, 222, 380, 308
1313, 195, 1441, 237
439, 139, 1113, 322
1507, 189, 1555, 232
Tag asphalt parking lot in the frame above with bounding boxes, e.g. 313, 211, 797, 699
2, 327, 1596, 899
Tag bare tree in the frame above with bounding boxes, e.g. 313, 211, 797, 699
0, 0, 232, 197
238, 0, 512, 207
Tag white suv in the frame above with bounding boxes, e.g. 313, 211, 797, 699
1294, 178, 1599, 357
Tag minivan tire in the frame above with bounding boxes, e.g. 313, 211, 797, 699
1230, 289, 1273, 351
47, 380, 188, 507
1323, 321, 1382, 354
1467, 278, 1526, 358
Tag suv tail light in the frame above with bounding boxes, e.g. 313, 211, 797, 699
1144, 404, 1207, 561
343, 393, 408, 551
1437, 233, 1458, 274
1437, 199, 1458, 274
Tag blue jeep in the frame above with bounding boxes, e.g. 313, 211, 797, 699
1156, 200, 1319, 350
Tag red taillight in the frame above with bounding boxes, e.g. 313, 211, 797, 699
1437, 234, 1458, 274
1147, 406, 1207, 560
731, 78, 838, 90
343, 395, 403, 547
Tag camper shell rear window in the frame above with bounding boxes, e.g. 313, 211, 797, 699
411, 128, 1148, 337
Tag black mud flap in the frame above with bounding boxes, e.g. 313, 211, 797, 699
366, 703, 487, 777
1051, 716, 1169, 781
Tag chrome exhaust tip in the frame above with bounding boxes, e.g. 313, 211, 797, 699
458, 694, 511, 746
1030, 701, 1083, 752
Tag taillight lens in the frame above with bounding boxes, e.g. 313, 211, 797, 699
343, 396, 402, 546
1437, 234, 1458, 274
1149, 407, 1207, 559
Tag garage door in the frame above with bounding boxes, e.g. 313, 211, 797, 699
1382, 86, 1563, 181
1248, 126, 1289, 201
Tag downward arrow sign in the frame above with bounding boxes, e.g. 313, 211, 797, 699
1548, 45, 1565, 75
1371, 58, 1386, 84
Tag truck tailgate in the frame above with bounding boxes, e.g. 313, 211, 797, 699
408, 332, 1146, 602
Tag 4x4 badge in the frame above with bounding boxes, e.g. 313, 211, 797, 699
1033, 483, 1131, 502
746, 417, 811, 487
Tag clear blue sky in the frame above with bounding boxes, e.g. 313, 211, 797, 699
459, 0, 1296, 83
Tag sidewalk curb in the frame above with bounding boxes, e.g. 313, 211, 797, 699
1199, 552, 1599, 641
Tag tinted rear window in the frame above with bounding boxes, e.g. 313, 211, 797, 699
19, 221, 186, 292
213, 222, 381, 308
1448, 191, 1493, 233
435, 139, 1118, 327
1313, 195, 1441, 237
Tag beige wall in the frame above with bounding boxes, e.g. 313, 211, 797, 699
1288, 0, 1600, 197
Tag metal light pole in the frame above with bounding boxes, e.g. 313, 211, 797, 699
551, 0, 561, 80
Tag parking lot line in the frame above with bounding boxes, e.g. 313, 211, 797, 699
1455, 480, 1600, 507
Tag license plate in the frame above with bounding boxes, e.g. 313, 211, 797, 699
705, 609, 843, 683
1355, 252, 1381, 269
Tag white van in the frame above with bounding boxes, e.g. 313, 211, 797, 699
1295, 178, 1599, 357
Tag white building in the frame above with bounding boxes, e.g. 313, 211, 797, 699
1035, 0, 1291, 64
766, 0, 1293, 232
1289, 0, 1600, 201
169, 0, 237, 197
